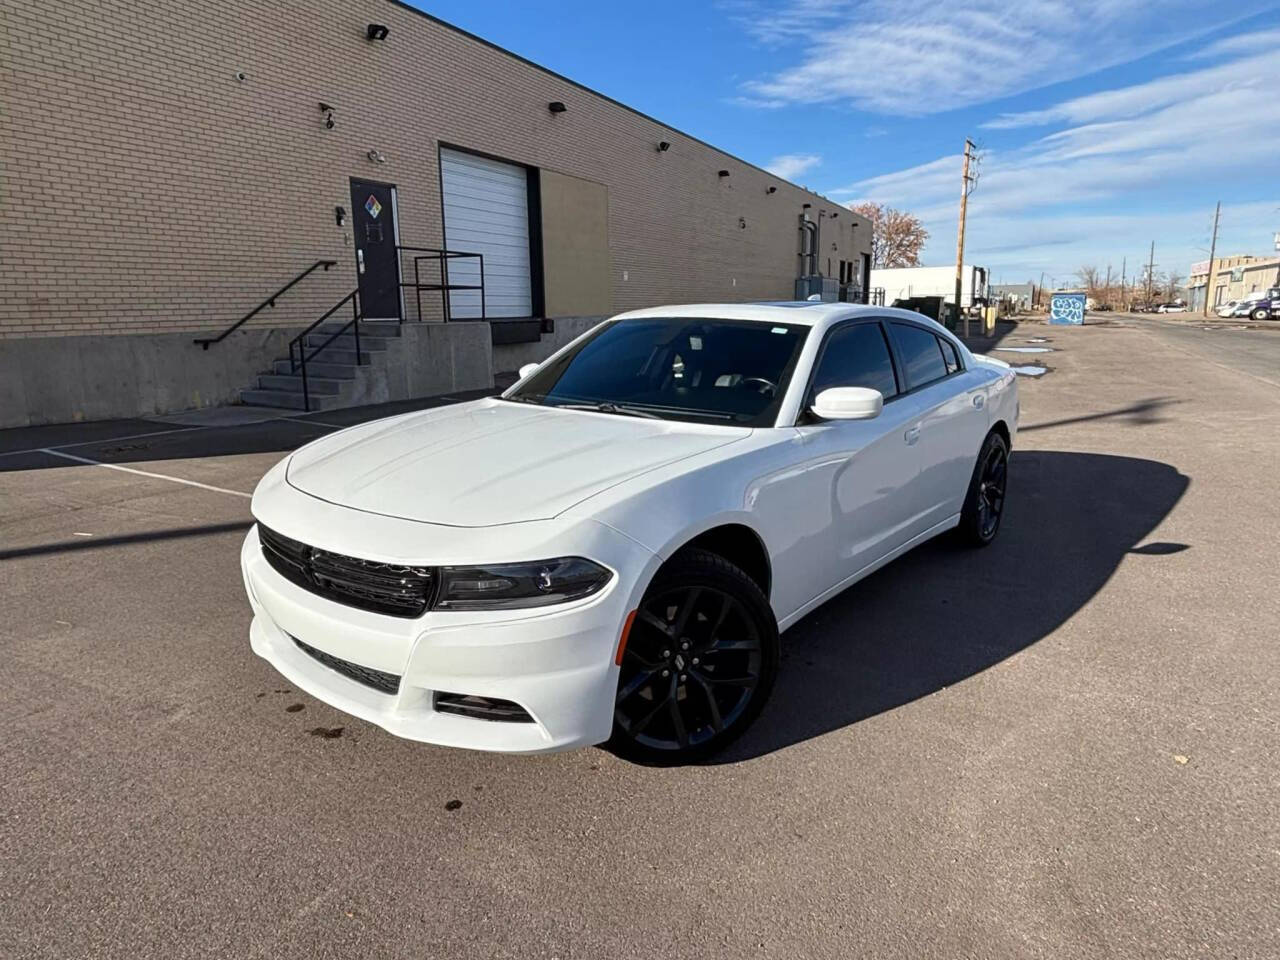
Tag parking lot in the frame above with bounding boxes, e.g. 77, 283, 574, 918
3, 318, 1278, 959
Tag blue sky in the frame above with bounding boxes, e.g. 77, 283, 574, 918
414, 1, 1280, 286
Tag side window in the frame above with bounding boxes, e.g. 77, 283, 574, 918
939, 337, 960, 375
811, 322, 898, 400
890, 322, 948, 390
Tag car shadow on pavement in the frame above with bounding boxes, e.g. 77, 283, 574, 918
711, 450, 1190, 765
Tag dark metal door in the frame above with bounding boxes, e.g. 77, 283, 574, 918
350, 179, 400, 319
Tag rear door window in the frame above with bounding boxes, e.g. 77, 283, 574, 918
890, 322, 948, 390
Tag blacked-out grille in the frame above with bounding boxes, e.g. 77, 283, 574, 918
293, 636, 401, 695
258, 524, 435, 618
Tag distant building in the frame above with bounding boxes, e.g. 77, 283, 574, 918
991, 283, 1035, 310
870, 265, 990, 308
1188, 254, 1275, 311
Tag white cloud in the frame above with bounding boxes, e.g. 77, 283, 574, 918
765, 153, 822, 181
831, 42, 1280, 278
731, 0, 1273, 115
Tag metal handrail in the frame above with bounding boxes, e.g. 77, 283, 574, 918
193, 259, 338, 349
287, 289, 362, 412
394, 246, 486, 323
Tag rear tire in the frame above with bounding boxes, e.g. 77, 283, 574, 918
609, 549, 779, 765
958, 431, 1009, 547
1252, 308, 1270, 322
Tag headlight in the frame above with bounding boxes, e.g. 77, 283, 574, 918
436, 557, 612, 610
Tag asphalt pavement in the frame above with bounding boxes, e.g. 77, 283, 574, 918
3, 319, 1278, 959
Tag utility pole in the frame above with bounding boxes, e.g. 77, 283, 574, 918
1038, 271, 1045, 309
1120, 257, 1127, 312
954, 138, 977, 337
1104, 264, 1112, 306
1145, 242, 1156, 305
1203, 201, 1220, 316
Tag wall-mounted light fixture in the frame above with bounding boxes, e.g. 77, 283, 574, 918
235, 71, 247, 82
548, 101, 567, 115
739, 217, 747, 229
335, 206, 346, 227
829, 211, 839, 219
766, 186, 777, 194
367, 149, 387, 163
718, 169, 730, 178
802, 202, 812, 209
319, 102, 335, 129
657, 141, 671, 152
366, 23, 389, 41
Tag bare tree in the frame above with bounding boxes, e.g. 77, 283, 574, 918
1076, 265, 1101, 294
1165, 270, 1184, 299
849, 202, 929, 268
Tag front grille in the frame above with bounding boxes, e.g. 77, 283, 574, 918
259, 524, 435, 618
433, 691, 534, 723
293, 636, 401, 695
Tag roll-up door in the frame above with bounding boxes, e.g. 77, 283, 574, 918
440, 148, 533, 318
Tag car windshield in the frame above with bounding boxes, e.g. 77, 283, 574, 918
505, 317, 809, 426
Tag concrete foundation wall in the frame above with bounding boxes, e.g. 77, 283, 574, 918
491, 318, 605, 374
0, 328, 298, 428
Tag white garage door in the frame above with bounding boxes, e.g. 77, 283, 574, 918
440, 148, 533, 318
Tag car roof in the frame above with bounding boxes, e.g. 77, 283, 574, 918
610, 301, 932, 329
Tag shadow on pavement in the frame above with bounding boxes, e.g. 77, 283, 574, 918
0, 388, 498, 472
713, 450, 1189, 765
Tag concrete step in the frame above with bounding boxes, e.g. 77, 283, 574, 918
241, 388, 344, 411
257, 374, 344, 395
272, 359, 355, 378
291, 347, 370, 366
313, 321, 402, 338
304, 333, 392, 351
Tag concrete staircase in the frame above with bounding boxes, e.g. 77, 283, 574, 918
240, 321, 401, 411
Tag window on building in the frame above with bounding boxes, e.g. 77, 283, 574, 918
890, 322, 948, 390
810, 323, 899, 400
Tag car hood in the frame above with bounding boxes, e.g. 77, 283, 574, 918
285, 398, 750, 526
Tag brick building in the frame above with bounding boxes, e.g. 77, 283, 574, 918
0, 0, 871, 427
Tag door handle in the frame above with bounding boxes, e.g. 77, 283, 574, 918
972, 394, 985, 409
357, 248, 365, 274
904, 425, 920, 446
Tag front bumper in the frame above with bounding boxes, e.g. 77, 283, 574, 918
242, 519, 657, 754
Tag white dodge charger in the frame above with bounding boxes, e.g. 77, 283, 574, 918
243, 302, 1017, 762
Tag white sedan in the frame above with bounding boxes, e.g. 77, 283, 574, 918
243, 302, 1018, 762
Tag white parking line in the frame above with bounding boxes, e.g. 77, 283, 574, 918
0, 425, 208, 460
39, 449, 252, 499
273, 416, 347, 429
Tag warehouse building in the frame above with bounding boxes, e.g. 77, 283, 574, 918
0, 0, 871, 427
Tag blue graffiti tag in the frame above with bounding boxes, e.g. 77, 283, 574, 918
1050, 295, 1085, 325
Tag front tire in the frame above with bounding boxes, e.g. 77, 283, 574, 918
1251, 307, 1270, 322
609, 549, 779, 764
958, 431, 1009, 547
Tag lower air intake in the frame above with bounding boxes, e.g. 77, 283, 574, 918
433, 692, 534, 723
293, 636, 401, 695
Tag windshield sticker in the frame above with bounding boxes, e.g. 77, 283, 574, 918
771, 327, 789, 334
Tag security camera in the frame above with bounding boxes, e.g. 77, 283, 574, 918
235, 71, 247, 82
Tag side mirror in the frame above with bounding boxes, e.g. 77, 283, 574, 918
810, 386, 883, 421
517, 362, 540, 380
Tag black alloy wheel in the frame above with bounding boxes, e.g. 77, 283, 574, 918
610, 549, 779, 764
959, 431, 1010, 547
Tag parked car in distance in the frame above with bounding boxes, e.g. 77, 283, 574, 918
242, 302, 1019, 762
1156, 302, 1187, 313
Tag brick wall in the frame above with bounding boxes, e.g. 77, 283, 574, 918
0, 0, 870, 340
